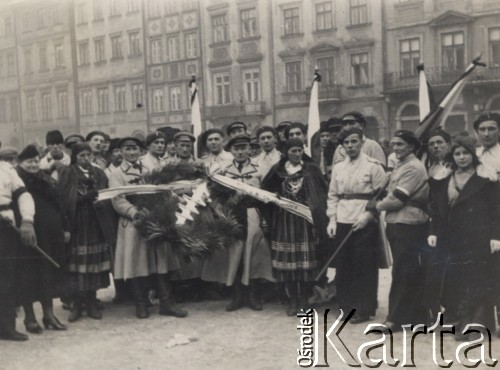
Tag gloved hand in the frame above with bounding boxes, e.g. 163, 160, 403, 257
352, 212, 373, 232
427, 235, 437, 247
490, 240, 500, 254
327, 221, 337, 238
20, 220, 37, 247
365, 200, 378, 214
86, 189, 99, 202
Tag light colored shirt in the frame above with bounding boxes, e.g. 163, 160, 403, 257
477, 143, 500, 175
333, 137, 387, 166
140, 152, 165, 174
254, 148, 281, 177
201, 150, 233, 174
327, 153, 387, 224
104, 163, 120, 179
0, 161, 35, 223
377, 153, 429, 225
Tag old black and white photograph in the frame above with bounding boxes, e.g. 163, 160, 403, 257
0, 0, 499, 368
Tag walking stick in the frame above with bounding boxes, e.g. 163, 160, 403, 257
31, 244, 61, 269
314, 228, 354, 281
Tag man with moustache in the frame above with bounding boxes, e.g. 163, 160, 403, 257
109, 137, 187, 319
200, 128, 232, 174
286, 122, 307, 144
140, 131, 166, 174
86, 131, 108, 170
254, 126, 281, 177
165, 131, 196, 164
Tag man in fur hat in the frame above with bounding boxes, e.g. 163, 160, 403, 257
40, 130, 70, 180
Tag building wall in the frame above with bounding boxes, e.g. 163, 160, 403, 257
75, 0, 147, 138
384, 0, 500, 135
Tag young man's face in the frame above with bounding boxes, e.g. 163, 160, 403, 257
288, 128, 305, 143
149, 138, 166, 157
427, 135, 450, 161
319, 132, 332, 149
206, 133, 223, 154
231, 143, 250, 163
88, 135, 105, 154
47, 143, 64, 159
476, 120, 499, 149
229, 127, 246, 137
258, 131, 276, 152
121, 145, 141, 163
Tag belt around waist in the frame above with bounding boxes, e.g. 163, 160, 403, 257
338, 193, 373, 200
0, 202, 13, 212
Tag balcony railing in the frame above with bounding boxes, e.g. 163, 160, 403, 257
244, 101, 266, 115
206, 103, 245, 119
384, 66, 500, 91
305, 83, 342, 100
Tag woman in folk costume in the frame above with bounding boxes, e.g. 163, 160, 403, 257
202, 134, 274, 311
109, 137, 186, 319
428, 136, 500, 340
261, 138, 329, 316
16, 145, 68, 333
326, 127, 387, 324
58, 143, 111, 322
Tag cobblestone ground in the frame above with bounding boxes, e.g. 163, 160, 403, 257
1, 269, 498, 369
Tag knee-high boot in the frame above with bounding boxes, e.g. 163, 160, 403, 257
131, 278, 149, 319
158, 274, 187, 318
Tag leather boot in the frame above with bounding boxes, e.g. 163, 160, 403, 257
226, 282, 245, 312
286, 283, 298, 316
131, 278, 149, 319
247, 282, 263, 311
158, 274, 188, 318
297, 282, 310, 312
86, 291, 102, 320
68, 299, 83, 323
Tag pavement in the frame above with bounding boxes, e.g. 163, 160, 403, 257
1, 269, 498, 370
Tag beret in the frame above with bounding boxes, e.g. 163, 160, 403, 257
146, 131, 166, 147
201, 128, 224, 144
393, 129, 421, 150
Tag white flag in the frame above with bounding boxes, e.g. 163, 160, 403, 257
306, 69, 321, 156
189, 76, 202, 158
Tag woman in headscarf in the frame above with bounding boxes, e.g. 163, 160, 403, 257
58, 143, 111, 322
261, 138, 329, 316
16, 145, 68, 333
428, 136, 500, 340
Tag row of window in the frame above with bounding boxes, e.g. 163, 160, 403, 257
78, 33, 141, 66
80, 83, 145, 116
25, 91, 68, 122
0, 96, 19, 123
150, 33, 198, 64
209, 0, 366, 44
23, 44, 65, 75
399, 28, 500, 76
147, 0, 198, 19
22, 5, 63, 33
76, 0, 141, 24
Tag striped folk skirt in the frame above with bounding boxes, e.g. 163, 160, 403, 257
271, 208, 318, 282
67, 203, 111, 293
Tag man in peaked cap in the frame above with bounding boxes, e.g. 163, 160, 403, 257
203, 134, 273, 312
40, 130, 70, 179
165, 131, 196, 165
64, 134, 85, 150
332, 111, 386, 166
276, 121, 292, 154
140, 131, 167, 174
0, 147, 19, 166
200, 128, 232, 174
226, 121, 247, 138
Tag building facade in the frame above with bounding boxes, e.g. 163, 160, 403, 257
384, 0, 500, 136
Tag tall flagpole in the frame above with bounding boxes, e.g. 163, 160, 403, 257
306, 68, 321, 156
189, 76, 202, 159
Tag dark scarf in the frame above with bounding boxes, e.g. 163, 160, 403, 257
59, 164, 108, 231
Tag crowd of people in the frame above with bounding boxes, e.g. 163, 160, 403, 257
0, 111, 499, 343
